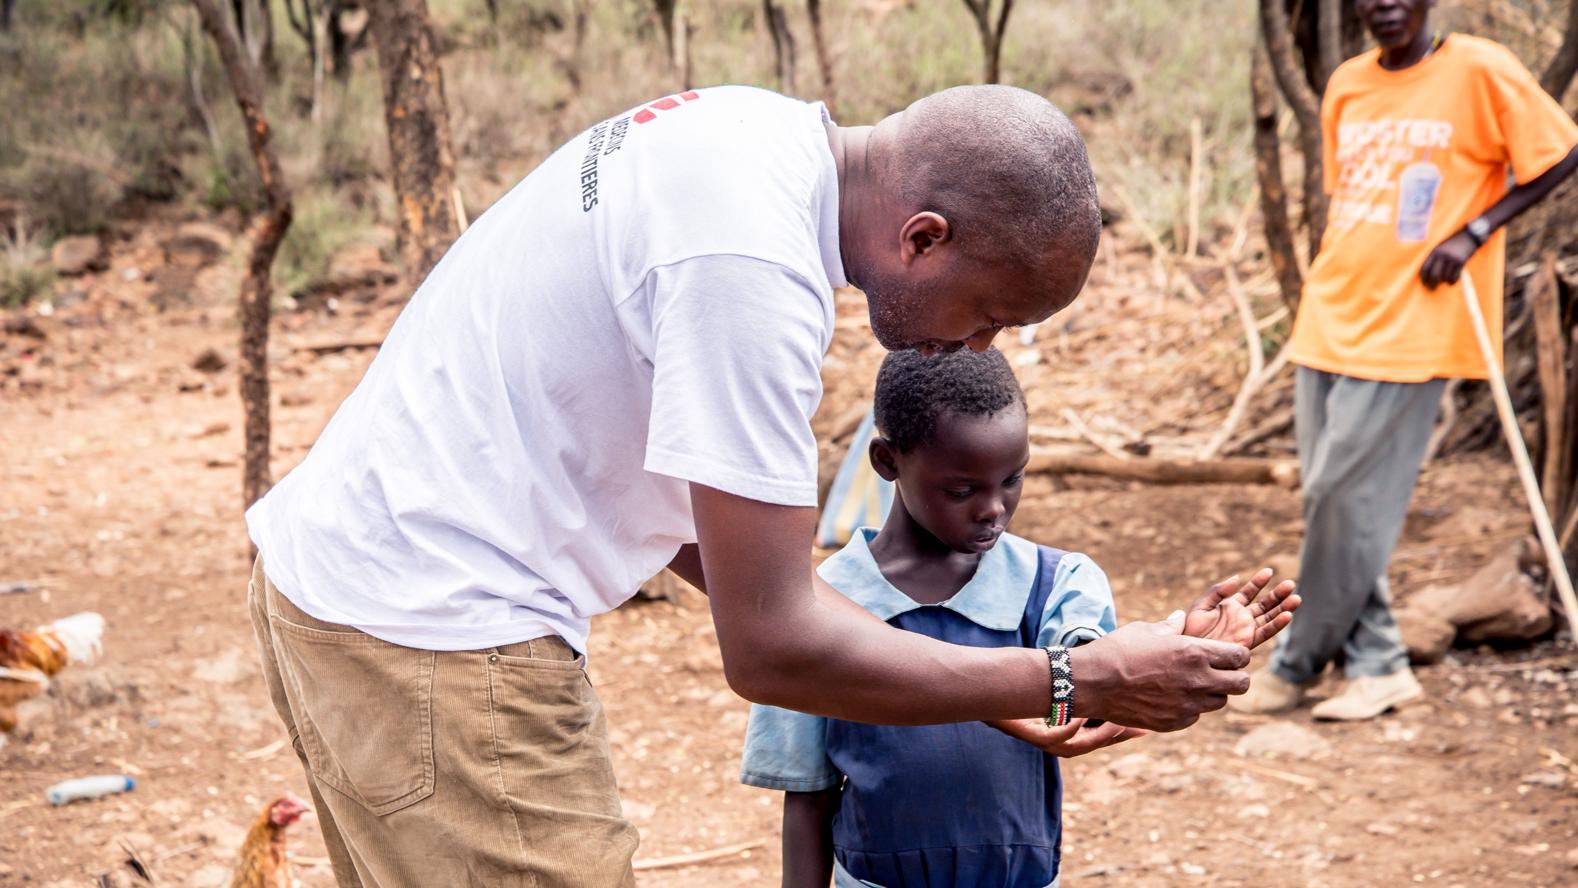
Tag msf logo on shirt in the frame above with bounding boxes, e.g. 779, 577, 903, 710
579, 91, 702, 212
634, 90, 702, 124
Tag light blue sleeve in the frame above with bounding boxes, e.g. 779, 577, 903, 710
739, 703, 840, 792
1035, 553, 1118, 648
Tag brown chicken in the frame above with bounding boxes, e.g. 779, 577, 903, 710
228, 794, 313, 888
0, 611, 104, 739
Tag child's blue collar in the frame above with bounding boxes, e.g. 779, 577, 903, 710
816, 527, 1041, 631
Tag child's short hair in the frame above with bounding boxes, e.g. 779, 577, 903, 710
873, 347, 1026, 452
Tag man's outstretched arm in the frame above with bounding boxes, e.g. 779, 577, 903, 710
689, 483, 1258, 731
1422, 142, 1578, 287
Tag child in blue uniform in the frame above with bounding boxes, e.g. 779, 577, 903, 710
740, 347, 1298, 888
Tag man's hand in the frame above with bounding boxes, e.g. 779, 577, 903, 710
1067, 616, 1251, 732
987, 717, 1147, 757
1182, 568, 1300, 649
1421, 231, 1478, 288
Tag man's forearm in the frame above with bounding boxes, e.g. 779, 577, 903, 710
713, 570, 1052, 725
1472, 143, 1578, 233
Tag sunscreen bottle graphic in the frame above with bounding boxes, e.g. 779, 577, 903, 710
1396, 150, 1442, 242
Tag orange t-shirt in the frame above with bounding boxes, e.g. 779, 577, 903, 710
1288, 35, 1578, 382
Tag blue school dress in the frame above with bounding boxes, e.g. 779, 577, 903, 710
740, 529, 1117, 888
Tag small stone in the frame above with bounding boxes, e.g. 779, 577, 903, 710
1366, 822, 1400, 836
191, 347, 230, 373
1233, 720, 1332, 759
164, 222, 231, 268
2, 313, 45, 339
1520, 771, 1565, 788
1106, 752, 1156, 781
1237, 804, 1270, 819
1458, 686, 1493, 708
50, 235, 105, 275
1564, 847, 1578, 868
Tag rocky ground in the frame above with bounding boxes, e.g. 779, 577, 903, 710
3, 211, 1576, 886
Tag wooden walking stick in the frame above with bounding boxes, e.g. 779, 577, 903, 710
1460, 271, 1578, 639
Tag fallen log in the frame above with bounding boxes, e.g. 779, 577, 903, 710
1027, 451, 1299, 487
293, 337, 385, 355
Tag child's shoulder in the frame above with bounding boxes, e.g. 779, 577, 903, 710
999, 531, 1104, 574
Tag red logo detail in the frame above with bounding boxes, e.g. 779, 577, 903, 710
634, 91, 701, 124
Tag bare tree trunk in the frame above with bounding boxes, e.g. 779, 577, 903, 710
674, 10, 692, 91
1, 0, 14, 31
192, 0, 294, 511
1251, 40, 1303, 314
1316, 0, 1343, 90
179, 9, 227, 159
365, 0, 462, 285
1543, 0, 1578, 100
961, 0, 1014, 84
653, 0, 677, 61
284, 0, 320, 87
806, 0, 836, 113
1258, 0, 1326, 257
1531, 255, 1568, 518
763, 0, 796, 94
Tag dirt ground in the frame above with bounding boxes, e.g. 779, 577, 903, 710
4, 215, 1578, 887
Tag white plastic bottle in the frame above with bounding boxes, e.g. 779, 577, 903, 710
1396, 153, 1443, 242
45, 775, 135, 805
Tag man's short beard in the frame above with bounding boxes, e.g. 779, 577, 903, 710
862, 272, 933, 351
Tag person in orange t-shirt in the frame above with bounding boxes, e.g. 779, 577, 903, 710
1234, 0, 1578, 721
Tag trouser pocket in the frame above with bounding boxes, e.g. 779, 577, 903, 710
271, 604, 436, 816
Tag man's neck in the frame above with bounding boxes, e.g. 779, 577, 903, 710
1379, 25, 1439, 70
826, 122, 875, 288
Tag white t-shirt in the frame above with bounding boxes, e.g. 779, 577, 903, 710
246, 86, 846, 653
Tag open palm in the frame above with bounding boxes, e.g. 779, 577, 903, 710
1182, 568, 1300, 649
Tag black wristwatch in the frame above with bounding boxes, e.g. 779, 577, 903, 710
1464, 217, 1492, 247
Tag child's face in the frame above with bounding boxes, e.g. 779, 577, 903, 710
887, 403, 1030, 554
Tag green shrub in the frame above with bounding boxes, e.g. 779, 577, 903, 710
0, 219, 56, 309
275, 189, 375, 302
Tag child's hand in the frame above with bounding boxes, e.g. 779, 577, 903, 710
1182, 568, 1300, 649
986, 717, 1148, 757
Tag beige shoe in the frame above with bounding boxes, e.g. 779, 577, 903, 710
1310, 670, 1423, 721
1228, 670, 1308, 714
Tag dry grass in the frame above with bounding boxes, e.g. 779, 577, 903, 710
0, 0, 1570, 287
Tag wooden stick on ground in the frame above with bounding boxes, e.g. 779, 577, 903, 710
1461, 272, 1578, 640
1199, 263, 1290, 460
1185, 116, 1202, 258
632, 839, 766, 871
1060, 407, 1131, 461
1028, 450, 1299, 487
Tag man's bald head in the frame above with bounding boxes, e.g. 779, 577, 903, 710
831, 85, 1101, 353
890, 85, 1100, 280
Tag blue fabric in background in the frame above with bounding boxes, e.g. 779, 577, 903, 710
816, 409, 894, 548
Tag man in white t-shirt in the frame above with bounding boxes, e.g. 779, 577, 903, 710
245, 85, 1287, 886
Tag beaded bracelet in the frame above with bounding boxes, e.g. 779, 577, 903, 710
1044, 645, 1074, 727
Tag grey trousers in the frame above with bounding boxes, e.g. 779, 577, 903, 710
1268, 366, 1445, 685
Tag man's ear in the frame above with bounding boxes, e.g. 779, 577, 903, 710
869, 436, 900, 482
899, 212, 950, 265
